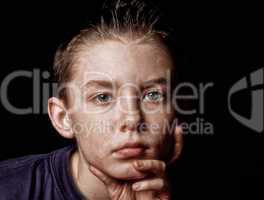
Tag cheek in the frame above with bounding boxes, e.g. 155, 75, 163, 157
71, 113, 114, 162
71, 111, 114, 136
75, 130, 117, 173
145, 112, 173, 135
143, 113, 174, 157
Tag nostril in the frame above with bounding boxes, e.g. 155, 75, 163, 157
120, 119, 136, 132
119, 118, 147, 133
119, 109, 144, 133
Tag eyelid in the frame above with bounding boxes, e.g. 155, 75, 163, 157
146, 83, 167, 89
92, 93, 114, 106
141, 88, 167, 103
86, 91, 112, 100
142, 87, 165, 96
142, 91, 162, 99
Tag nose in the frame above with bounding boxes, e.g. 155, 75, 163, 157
118, 94, 143, 133
120, 113, 142, 132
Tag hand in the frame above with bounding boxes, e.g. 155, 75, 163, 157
89, 160, 170, 200
167, 126, 183, 165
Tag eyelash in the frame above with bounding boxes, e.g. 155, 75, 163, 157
88, 89, 166, 105
88, 92, 113, 105
142, 90, 166, 103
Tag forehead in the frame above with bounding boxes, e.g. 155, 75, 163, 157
73, 40, 174, 86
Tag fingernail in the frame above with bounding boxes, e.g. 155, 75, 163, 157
133, 183, 141, 191
89, 165, 95, 172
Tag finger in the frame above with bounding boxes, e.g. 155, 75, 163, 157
135, 191, 155, 200
132, 178, 165, 191
89, 165, 115, 186
167, 125, 183, 165
159, 191, 171, 200
134, 160, 166, 176
135, 188, 170, 200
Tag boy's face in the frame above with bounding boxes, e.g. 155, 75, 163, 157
67, 40, 175, 180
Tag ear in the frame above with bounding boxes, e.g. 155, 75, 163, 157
48, 97, 74, 139
167, 125, 183, 165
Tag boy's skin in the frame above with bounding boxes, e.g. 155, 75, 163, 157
48, 39, 183, 199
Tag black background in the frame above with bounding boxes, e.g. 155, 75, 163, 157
0, 1, 263, 199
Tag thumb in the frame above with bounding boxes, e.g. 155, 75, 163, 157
89, 165, 116, 186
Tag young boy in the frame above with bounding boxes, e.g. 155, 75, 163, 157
0, 0, 183, 199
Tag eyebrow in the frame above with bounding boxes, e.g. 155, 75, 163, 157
81, 80, 114, 89
142, 77, 168, 88
81, 77, 168, 90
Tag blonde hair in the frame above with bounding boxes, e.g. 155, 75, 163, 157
53, 0, 174, 100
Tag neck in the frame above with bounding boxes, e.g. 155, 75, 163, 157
70, 150, 110, 200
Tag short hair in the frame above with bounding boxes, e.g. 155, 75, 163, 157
53, 0, 177, 101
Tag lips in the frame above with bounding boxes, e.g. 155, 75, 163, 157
113, 143, 147, 159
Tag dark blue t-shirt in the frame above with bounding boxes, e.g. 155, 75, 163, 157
0, 145, 84, 200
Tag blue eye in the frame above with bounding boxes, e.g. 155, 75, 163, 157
94, 93, 112, 104
143, 91, 164, 103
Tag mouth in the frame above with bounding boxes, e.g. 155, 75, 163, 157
113, 142, 147, 159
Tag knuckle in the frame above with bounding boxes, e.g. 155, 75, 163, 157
150, 160, 155, 168
159, 161, 166, 171
142, 182, 148, 188
158, 179, 165, 188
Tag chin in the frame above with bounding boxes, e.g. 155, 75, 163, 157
106, 161, 146, 181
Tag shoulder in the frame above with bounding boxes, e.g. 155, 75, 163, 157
0, 153, 49, 181
0, 145, 73, 199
